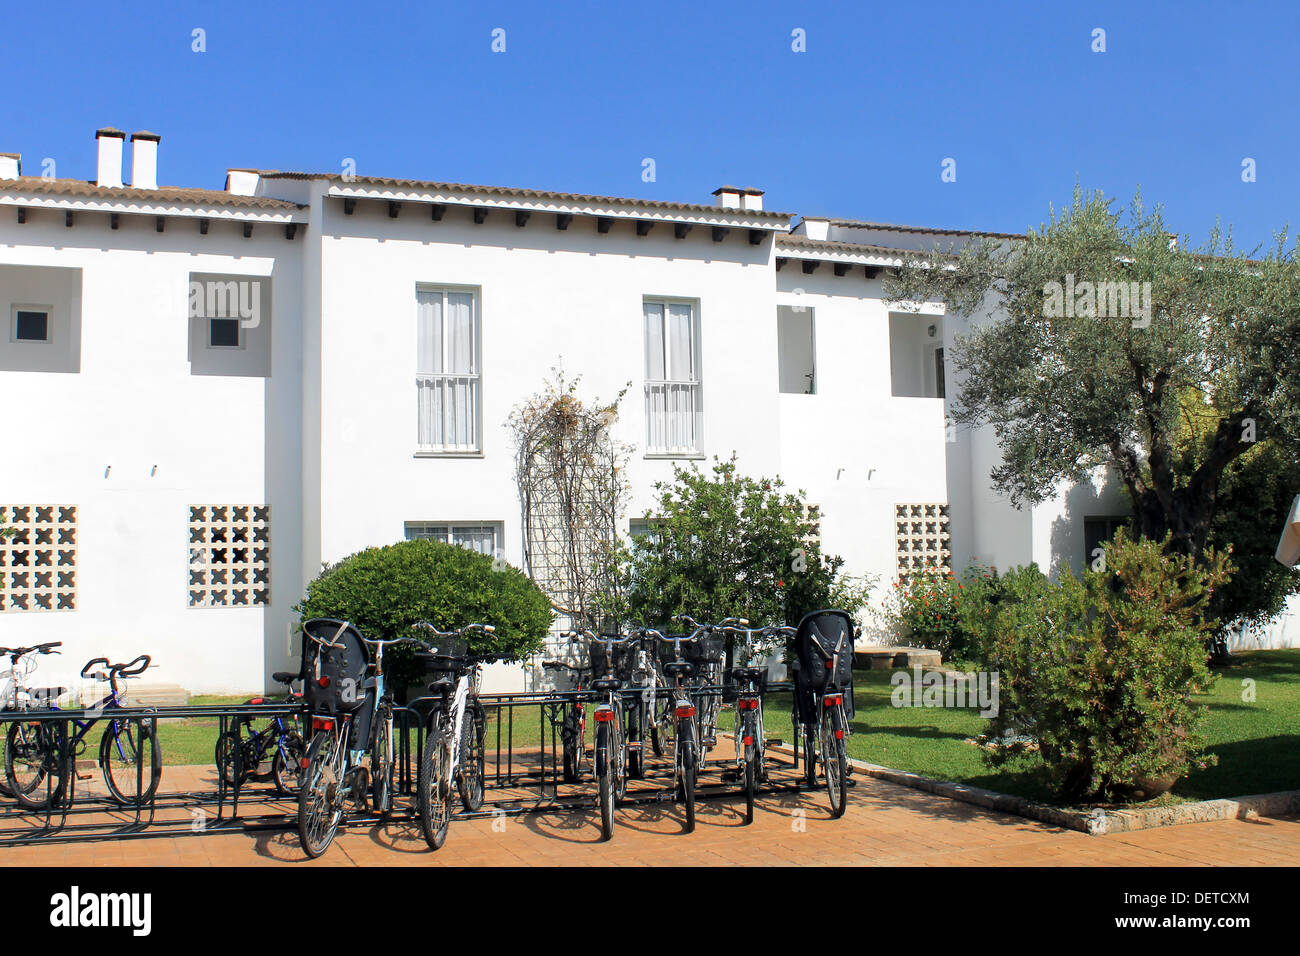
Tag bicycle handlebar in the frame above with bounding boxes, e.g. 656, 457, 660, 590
1, 641, 62, 659
80, 655, 151, 680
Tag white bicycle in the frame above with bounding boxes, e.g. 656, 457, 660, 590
0, 642, 64, 800
411, 622, 507, 850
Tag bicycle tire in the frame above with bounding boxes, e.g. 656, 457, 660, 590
101, 718, 161, 806
298, 730, 343, 858
626, 706, 643, 779
215, 731, 248, 788
743, 714, 756, 825
826, 709, 848, 819
458, 701, 486, 812
596, 721, 614, 841
417, 725, 453, 850
272, 731, 306, 797
803, 726, 817, 788
4, 720, 64, 810
372, 710, 393, 817
681, 727, 696, 834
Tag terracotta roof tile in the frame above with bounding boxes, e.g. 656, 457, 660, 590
258, 170, 792, 221
0, 176, 305, 211
825, 216, 1024, 240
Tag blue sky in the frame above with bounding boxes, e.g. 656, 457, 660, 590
4, 0, 1296, 250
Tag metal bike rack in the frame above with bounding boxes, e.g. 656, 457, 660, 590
0, 682, 816, 846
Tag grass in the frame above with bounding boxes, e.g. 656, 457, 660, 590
152, 650, 1300, 809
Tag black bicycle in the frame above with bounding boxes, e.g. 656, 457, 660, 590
718, 622, 792, 824
647, 620, 717, 834
540, 641, 591, 784
214, 672, 305, 797
573, 630, 634, 841
794, 611, 855, 819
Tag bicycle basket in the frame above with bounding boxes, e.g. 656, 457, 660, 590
414, 636, 471, 676
589, 639, 633, 680
685, 633, 725, 665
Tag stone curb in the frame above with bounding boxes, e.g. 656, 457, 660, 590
758, 737, 1300, 835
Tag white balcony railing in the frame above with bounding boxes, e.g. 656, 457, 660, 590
645, 380, 701, 454
417, 373, 480, 451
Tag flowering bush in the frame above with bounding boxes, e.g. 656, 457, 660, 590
879, 571, 969, 660
983, 531, 1231, 802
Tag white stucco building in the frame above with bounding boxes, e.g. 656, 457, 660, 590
1, 129, 1293, 692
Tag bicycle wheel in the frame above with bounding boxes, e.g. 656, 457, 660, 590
824, 709, 848, 819
215, 731, 248, 788
596, 721, 614, 841
742, 713, 756, 825
101, 718, 162, 806
5, 720, 64, 810
613, 710, 628, 803
417, 726, 453, 850
678, 720, 696, 834
626, 705, 643, 779
272, 731, 306, 796
298, 730, 343, 858
457, 701, 486, 812
802, 724, 817, 788
561, 703, 580, 783
371, 710, 393, 817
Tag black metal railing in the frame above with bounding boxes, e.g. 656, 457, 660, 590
0, 680, 813, 845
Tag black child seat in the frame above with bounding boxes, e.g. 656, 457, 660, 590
791, 609, 856, 725
301, 618, 374, 747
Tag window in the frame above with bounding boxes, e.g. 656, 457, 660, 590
888, 314, 945, 398
644, 299, 701, 454
416, 288, 481, 452
188, 505, 270, 607
628, 518, 661, 548
208, 317, 241, 348
405, 522, 501, 557
932, 346, 946, 399
1084, 516, 1129, 569
777, 305, 815, 394
12, 307, 50, 343
0, 505, 76, 612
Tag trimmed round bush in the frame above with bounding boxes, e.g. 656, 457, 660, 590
295, 539, 553, 691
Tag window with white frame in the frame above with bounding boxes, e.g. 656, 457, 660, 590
416, 287, 481, 452
643, 298, 701, 454
405, 522, 501, 557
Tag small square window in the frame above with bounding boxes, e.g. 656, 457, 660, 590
209, 318, 241, 348
13, 308, 50, 343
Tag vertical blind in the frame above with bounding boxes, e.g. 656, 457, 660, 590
644, 300, 700, 452
417, 289, 480, 450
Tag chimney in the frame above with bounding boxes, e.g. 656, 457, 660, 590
0, 153, 19, 180
741, 187, 764, 211
95, 128, 126, 188
712, 185, 742, 209
131, 131, 160, 189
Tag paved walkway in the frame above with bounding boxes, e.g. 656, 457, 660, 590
2, 762, 1297, 866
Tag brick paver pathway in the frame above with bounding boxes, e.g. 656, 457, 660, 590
1, 762, 1296, 866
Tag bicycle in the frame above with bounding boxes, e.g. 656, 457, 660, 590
4, 654, 161, 809
621, 628, 662, 779
214, 670, 305, 797
794, 611, 854, 819
296, 619, 416, 859
410, 622, 508, 850
0, 642, 64, 799
570, 629, 633, 841
718, 622, 793, 824
647, 620, 717, 834
540, 642, 591, 784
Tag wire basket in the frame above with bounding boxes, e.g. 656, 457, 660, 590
589, 640, 635, 681
658, 633, 725, 667
414, 636, 471, 675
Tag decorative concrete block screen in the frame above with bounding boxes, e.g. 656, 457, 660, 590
188, 505, 270, 607
894, 503, 952, 581
0, 505, 76, 611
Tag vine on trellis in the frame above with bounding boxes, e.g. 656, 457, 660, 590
508, 370, 631, 630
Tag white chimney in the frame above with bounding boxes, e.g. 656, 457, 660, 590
0, 153, 19, 180
800, 217, 829, 241
712, 185, 742, 209
131, 131, 160, 189
95, 128, 125, 188
741, 188, 764, 211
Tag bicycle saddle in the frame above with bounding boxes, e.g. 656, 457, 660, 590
272, 671, 298, 685
591, 677, 621, 692
731, 667, 765, 682
662, 661, 696, 679
427, 676, 455, 693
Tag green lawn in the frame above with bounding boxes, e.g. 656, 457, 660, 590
156, 650, 1300, 808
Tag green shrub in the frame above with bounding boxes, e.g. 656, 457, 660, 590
984, 531, 1229, 802
295, 539, 553, 691
880, 572, 964, 658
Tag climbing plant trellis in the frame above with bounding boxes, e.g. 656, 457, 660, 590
509, 373, 631, 631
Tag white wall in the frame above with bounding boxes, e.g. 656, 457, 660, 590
0, 209, 303, 693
